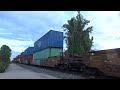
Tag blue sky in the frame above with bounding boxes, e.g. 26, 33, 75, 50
0, 11, 120, 60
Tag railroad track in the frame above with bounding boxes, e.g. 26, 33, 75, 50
16, 63, 120, 79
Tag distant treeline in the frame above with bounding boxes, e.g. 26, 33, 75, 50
0, 45, 11, 61
0, 45, 11, 73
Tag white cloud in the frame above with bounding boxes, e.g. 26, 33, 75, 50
0, 32, 12, 35
0, 37, 34, 52
80, 11, 120, 50
0, 37, 34, 60
96, 39, 120, 50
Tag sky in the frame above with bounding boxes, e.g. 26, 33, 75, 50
0, 11, 120, 60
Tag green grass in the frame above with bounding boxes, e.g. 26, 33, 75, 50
0, 60, 9, 73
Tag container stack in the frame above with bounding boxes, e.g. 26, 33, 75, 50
16, 55, 20, 63
19, 52, 25, 64
24, 47, 34, 64
33, 30, 63, 66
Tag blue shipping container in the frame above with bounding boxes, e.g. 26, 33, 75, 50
21, 52, 25, 55
24, 47, 34, 56
34, 30, 63, 52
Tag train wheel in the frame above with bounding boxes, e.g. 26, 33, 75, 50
61, 65, 64, 70
66, 64, 71, 71
80, 65, 86, 72
54, 65, 58, 69
57, 64, 61, 69
63, 64, 68, 70
63, 64, 70, 71
58, 64, 64, 70
85, 68, 102, 77
95, 70, 104, 77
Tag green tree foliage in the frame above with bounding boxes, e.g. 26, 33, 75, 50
63, 11, 93, 56
0, 45, 11, 61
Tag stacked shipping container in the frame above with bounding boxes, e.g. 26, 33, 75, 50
24, 47, 34, 56
33, 30, 63, 66
24, 47, 34, 64
13, 30, 63, 66
33, 48, 63, 65
34, 30, 63, 52
19, 52, 25, 63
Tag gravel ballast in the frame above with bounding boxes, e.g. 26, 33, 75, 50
16, 63, 88, 79
16, 63, 120, 79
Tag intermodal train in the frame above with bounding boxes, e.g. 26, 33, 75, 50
13, 30, 120, 78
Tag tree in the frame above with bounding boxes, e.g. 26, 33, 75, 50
0, 45, 11, 61
62, 11, 93, 56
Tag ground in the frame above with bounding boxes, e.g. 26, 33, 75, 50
0, 63, 59, 79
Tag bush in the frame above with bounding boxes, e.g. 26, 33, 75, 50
0, 60, 9, 73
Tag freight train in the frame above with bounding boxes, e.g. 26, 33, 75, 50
13, 30, 120, 78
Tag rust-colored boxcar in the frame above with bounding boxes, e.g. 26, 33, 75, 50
84, 48, 120, 77
40, 56, 60, 68
25, 55, 33, 64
